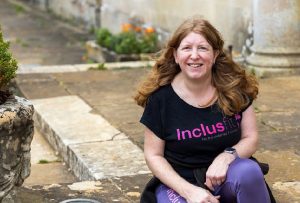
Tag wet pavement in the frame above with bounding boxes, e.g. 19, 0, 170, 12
1, 0, 300, 202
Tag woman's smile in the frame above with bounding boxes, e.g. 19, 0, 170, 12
187, 63, 204, 68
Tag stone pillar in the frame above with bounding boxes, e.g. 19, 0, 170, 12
0, 96, 34, 201
246, 0, 300, 77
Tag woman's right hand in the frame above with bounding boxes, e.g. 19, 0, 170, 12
184, 185, 220, 203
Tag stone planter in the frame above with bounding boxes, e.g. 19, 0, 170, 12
85, 40, 152, 63
0, 96, 34, 201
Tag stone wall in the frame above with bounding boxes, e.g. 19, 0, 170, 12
0, 96, 34, 201
102, 0, 252, 53
20, 0, 252, 53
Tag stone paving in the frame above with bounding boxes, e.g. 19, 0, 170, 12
1, 0, 300, 202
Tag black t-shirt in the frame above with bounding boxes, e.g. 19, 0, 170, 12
140, 84, 251, 180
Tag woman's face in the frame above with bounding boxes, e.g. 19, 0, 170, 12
173, 32, 218, 80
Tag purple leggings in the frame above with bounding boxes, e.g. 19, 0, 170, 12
155, 158, 271, 203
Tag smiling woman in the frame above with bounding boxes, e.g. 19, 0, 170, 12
134, 16, 276, 203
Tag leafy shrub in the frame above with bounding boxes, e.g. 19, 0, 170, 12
114, 31, 141, 54
0, 27, 18, 90
95, 27, 159, 55
139, 33, 158, 53
95, 28, 111, 46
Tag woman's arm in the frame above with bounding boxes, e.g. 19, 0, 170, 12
233, 105, 259, 157
144, 127, 220, 203
205, 105, 258, 190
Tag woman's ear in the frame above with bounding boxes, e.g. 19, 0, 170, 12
213, 50, 219, 63
173, 49, 178, 64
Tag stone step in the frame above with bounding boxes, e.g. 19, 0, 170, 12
32, 95, 150, 180
17, 61, 155, 74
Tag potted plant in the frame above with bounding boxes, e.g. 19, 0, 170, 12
0, 26, 34, 201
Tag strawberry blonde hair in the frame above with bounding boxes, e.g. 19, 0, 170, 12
134, 17, 258, 116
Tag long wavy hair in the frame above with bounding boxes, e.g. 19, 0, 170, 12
134, 17, 258, 116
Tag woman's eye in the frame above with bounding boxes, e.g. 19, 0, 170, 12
198, 46, 208, 51
182, 47, 191, 50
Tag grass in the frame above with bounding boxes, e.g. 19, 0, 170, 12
89, 63, 107, 71
13, 4, 25, 14
15, 38, 29, 47
38, 159, 61, 164
38, 159, 50, 164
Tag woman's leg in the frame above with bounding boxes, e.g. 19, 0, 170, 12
155, 184, 187, 203
215, 158, 271, 203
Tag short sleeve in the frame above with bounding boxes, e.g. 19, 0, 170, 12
241, 99, 253, 113
140, 94, 164, 139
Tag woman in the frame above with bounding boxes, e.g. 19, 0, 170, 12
135, 17, 273, 203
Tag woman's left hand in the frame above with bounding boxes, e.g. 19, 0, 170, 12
205, 152, 236, 191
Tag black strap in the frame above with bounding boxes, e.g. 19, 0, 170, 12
140, 176, 159, 203
193, 167, 209, 190
250, 156, 270, 175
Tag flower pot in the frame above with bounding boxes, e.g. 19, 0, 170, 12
0, 96, 34, 201
85, 40, 142, 63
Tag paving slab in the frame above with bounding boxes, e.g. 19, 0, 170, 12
6, 174, 152, 203
255, 150, 300, 202
24, 129, 77, 186
258, 130, 300, 155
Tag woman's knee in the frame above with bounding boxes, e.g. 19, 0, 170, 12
227, 158, 264, 185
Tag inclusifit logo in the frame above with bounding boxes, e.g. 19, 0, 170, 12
176, 114, 241, 141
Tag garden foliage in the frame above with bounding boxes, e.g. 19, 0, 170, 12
0, 27, 18, 89
95, 27, 159, 55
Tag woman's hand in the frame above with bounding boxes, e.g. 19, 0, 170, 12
205, 152, 236, 191
184, 184, 220, 203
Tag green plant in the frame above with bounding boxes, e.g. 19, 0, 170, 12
96, 28, 112, 48
0, 27, 18, 90
88, 63, 107, 71
139, 33, 158, 53
95, 27, 159, 55
13, 3, 25, 14
38, 159, 50, 164
97, 63, 106, 70
114, 31, 140, 54
38, 159, 61, 164
16, 38, 29, 47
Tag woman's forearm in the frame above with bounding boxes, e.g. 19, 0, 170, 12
145, 154, 196, 199
234, 105, 259, 158
233, 136, 258, 158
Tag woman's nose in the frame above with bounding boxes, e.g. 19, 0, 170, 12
190, 48, 199, 59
